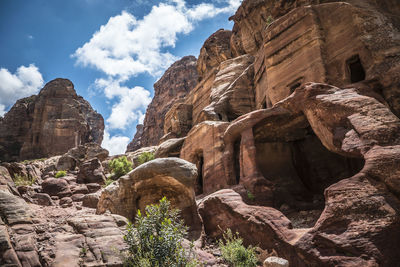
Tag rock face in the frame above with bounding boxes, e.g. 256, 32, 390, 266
97, 158, 202, 237
1, 0, 400, 266
126, 56, 198, 152
197, 29, 232, 81
0, 78, 104, 162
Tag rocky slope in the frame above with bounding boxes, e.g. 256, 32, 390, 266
0, 78, 104, 162
125, 0, 400, 266
126, 56, 198, 152
1, 0, 400, 266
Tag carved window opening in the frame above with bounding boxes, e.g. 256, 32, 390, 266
347, 55, 365, 83
35, 134, 39, 144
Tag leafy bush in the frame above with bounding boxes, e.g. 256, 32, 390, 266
123, 197, 197, 267
219, 229, 257, 267
13, 174, 35, 186
109, 156, 133, 178
103, 177, 114, 188
55, 170, 67, 178
137, 152, 155, 166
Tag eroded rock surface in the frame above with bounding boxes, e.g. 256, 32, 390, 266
127, 56, 198, 152
97, 158, 202, 237
0, 79, 104, 162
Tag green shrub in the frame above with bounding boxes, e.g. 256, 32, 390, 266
123, 197, 198, 267
219, 229, 257, 267
55, 170, 67, 178
13, 174, 35, 186
103, 177, 114, 188
247, 190, 255, 201
137, 152, 155, 166
109, 156, 133, 178
266, 15, 274, 26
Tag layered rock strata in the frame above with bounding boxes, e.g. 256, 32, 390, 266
0, 78, 104, 162
126, 56, 198, 152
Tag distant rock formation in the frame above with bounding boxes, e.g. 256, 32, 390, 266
0, 78, 104, 162
126, 56, 198, 152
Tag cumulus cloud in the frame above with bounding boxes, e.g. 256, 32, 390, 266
75, 0, 241, 145
0, 64, 44, 116
94, 77, 151, 130
72, 0, 241, 78
102, 129, 131, 156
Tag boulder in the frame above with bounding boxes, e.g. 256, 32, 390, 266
42, 178, 72, 198
77, 158, 106, 184
60, 197, 73, 207
86, 183, 101, 193
198, 189, 296, 251
97, 158, 202, 237
31, 193, 54, 206
56, 154, 77, 171
82, 191, 101, 209
264, 257, 289, 267
154, 137, 186, 158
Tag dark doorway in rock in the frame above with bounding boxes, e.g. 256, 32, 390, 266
255, 128, 364, 228
347, 55, 366, 83
261, 99, 267, 109
290, 82, 301, 93
194, 152, 204, 195
234, 139, 241, 184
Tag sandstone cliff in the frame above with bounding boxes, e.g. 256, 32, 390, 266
0, 78, 104, 162
1, 0, 400, 266
126, 56, 198, 152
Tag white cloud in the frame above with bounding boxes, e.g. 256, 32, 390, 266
0, 64, 44, 115
102, 129, 131, 155
0, 104, 6, 117
94, 77, 151, 130
74, 0, 241, 147
72, 0, 241, 78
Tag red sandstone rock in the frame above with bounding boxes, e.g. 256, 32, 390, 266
97, 157, 202, 238
127, 56, 198, 152
0, 78, 104, 162
197, 29, 232, 81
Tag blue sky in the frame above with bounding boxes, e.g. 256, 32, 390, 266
0, 0, 240, 155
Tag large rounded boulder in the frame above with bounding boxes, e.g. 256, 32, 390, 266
97, 158, 202, 237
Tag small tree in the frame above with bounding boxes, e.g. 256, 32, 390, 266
124, 197, 197, 267
109, 156, 133, 178
219, 229, 257, 267
137, 152, 155, 166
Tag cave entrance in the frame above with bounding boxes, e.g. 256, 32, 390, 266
347, 55, 366, 83
194, 151, 204, 195
255, 128, 364, 228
